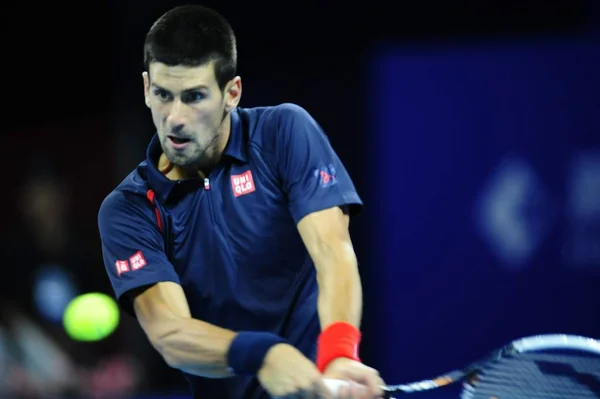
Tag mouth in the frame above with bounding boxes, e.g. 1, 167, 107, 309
167, 135, 192, 149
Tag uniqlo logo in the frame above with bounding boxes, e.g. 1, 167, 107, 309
115, 260, 129, 276
129, 251, 147, 270
231, 170, 256, 197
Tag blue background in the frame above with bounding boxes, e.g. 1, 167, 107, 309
364, 33, 600, 387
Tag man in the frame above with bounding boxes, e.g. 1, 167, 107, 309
98, 5, 383, 399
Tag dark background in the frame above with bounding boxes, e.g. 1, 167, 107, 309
1, 1, 599, 398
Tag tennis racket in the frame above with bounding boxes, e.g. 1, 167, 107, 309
324, 333, 600, 398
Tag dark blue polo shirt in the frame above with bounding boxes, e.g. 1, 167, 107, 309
97, 103, 363, 398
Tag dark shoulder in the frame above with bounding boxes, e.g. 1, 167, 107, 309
97, 166, 153, 226
239, 102, 314, 130
241, 103, 321, 149
263, 103, 315, 130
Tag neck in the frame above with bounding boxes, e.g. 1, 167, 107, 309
214, 110, 232, 163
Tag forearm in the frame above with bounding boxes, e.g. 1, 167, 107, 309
315, 241, 363, 329
151, 316, 237, 378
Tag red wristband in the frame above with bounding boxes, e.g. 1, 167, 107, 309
316, 321, 361, 373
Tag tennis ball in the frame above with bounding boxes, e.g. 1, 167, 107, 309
63, 292, 120, 342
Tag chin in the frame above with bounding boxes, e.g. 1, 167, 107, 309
169, 154, 199, 169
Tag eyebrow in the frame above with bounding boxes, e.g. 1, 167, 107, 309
151, 83, 210, 92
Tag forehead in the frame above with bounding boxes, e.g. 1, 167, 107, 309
149, 62, 218, 91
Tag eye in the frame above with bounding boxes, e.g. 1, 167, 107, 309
182, 91, 205, 103
153, 89, 172, 101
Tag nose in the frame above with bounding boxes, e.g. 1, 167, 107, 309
166, 99, 187, 130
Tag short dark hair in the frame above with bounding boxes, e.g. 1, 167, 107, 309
144, 5, 237, 90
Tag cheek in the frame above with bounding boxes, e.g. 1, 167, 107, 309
150, 106, 166, 123
195, 104, 223, 126
209, 102, 226, 124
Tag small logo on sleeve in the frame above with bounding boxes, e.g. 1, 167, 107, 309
115, 260, 130, 276
129, 251, 147, 270
314, 164, 337, 188
231, 170, 256, 197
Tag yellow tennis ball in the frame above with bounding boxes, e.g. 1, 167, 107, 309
63, 292, 120, 342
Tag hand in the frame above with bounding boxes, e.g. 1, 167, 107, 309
258, 343, 333, 399
323, 358, 385, 399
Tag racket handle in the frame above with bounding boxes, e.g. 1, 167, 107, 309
323, 378, 349, 395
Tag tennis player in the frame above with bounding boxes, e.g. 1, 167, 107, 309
98, 5, 383, 398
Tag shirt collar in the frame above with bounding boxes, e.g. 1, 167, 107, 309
145, 134, 177, 203
222, 108, 247, 163
145, 108, 247, 203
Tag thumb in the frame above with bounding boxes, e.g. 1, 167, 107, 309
314, 378, 335, 399
322, 379, 347, 396
336, 367, 383, 397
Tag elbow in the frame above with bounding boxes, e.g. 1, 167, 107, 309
158, 346, 184, 370
162, 350, 184, 370
146, 320, 186, 370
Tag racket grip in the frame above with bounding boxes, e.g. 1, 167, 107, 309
323, 378, 349, 395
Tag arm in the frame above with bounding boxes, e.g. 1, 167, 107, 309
130, 282, 236, 378
269, 104, 364, 331
133, 285, 333, 395
272, 105, 384, 397
98, 192, 238, 378
297, 206, 362, 330
269, 104, 368, 375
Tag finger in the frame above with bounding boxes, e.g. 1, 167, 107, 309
345, 370, 383, 398
337, 383, 351, 398
374, 375, 386, 397
314, 377, 334, 399
353, 381, 369, 399
354, 383, 369, 399
340, 381, 360, 399
345, 381, 370, 399
331, 380, 361, 399
363, 374, 384, 398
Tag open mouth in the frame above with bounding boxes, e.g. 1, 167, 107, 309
168, 136, 191, 145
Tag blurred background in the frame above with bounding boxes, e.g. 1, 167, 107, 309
2, 0, 600, 398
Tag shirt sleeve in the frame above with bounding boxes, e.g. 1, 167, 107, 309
97, 190, 180, 315
272, 103, 363, 223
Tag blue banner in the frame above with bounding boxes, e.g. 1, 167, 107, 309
367, 33, 600, 383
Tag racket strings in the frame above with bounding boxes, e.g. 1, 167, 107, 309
465, 352, 600, 399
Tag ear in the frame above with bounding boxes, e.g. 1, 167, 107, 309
224, 76, 242, 112
143, 71, 151, 108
